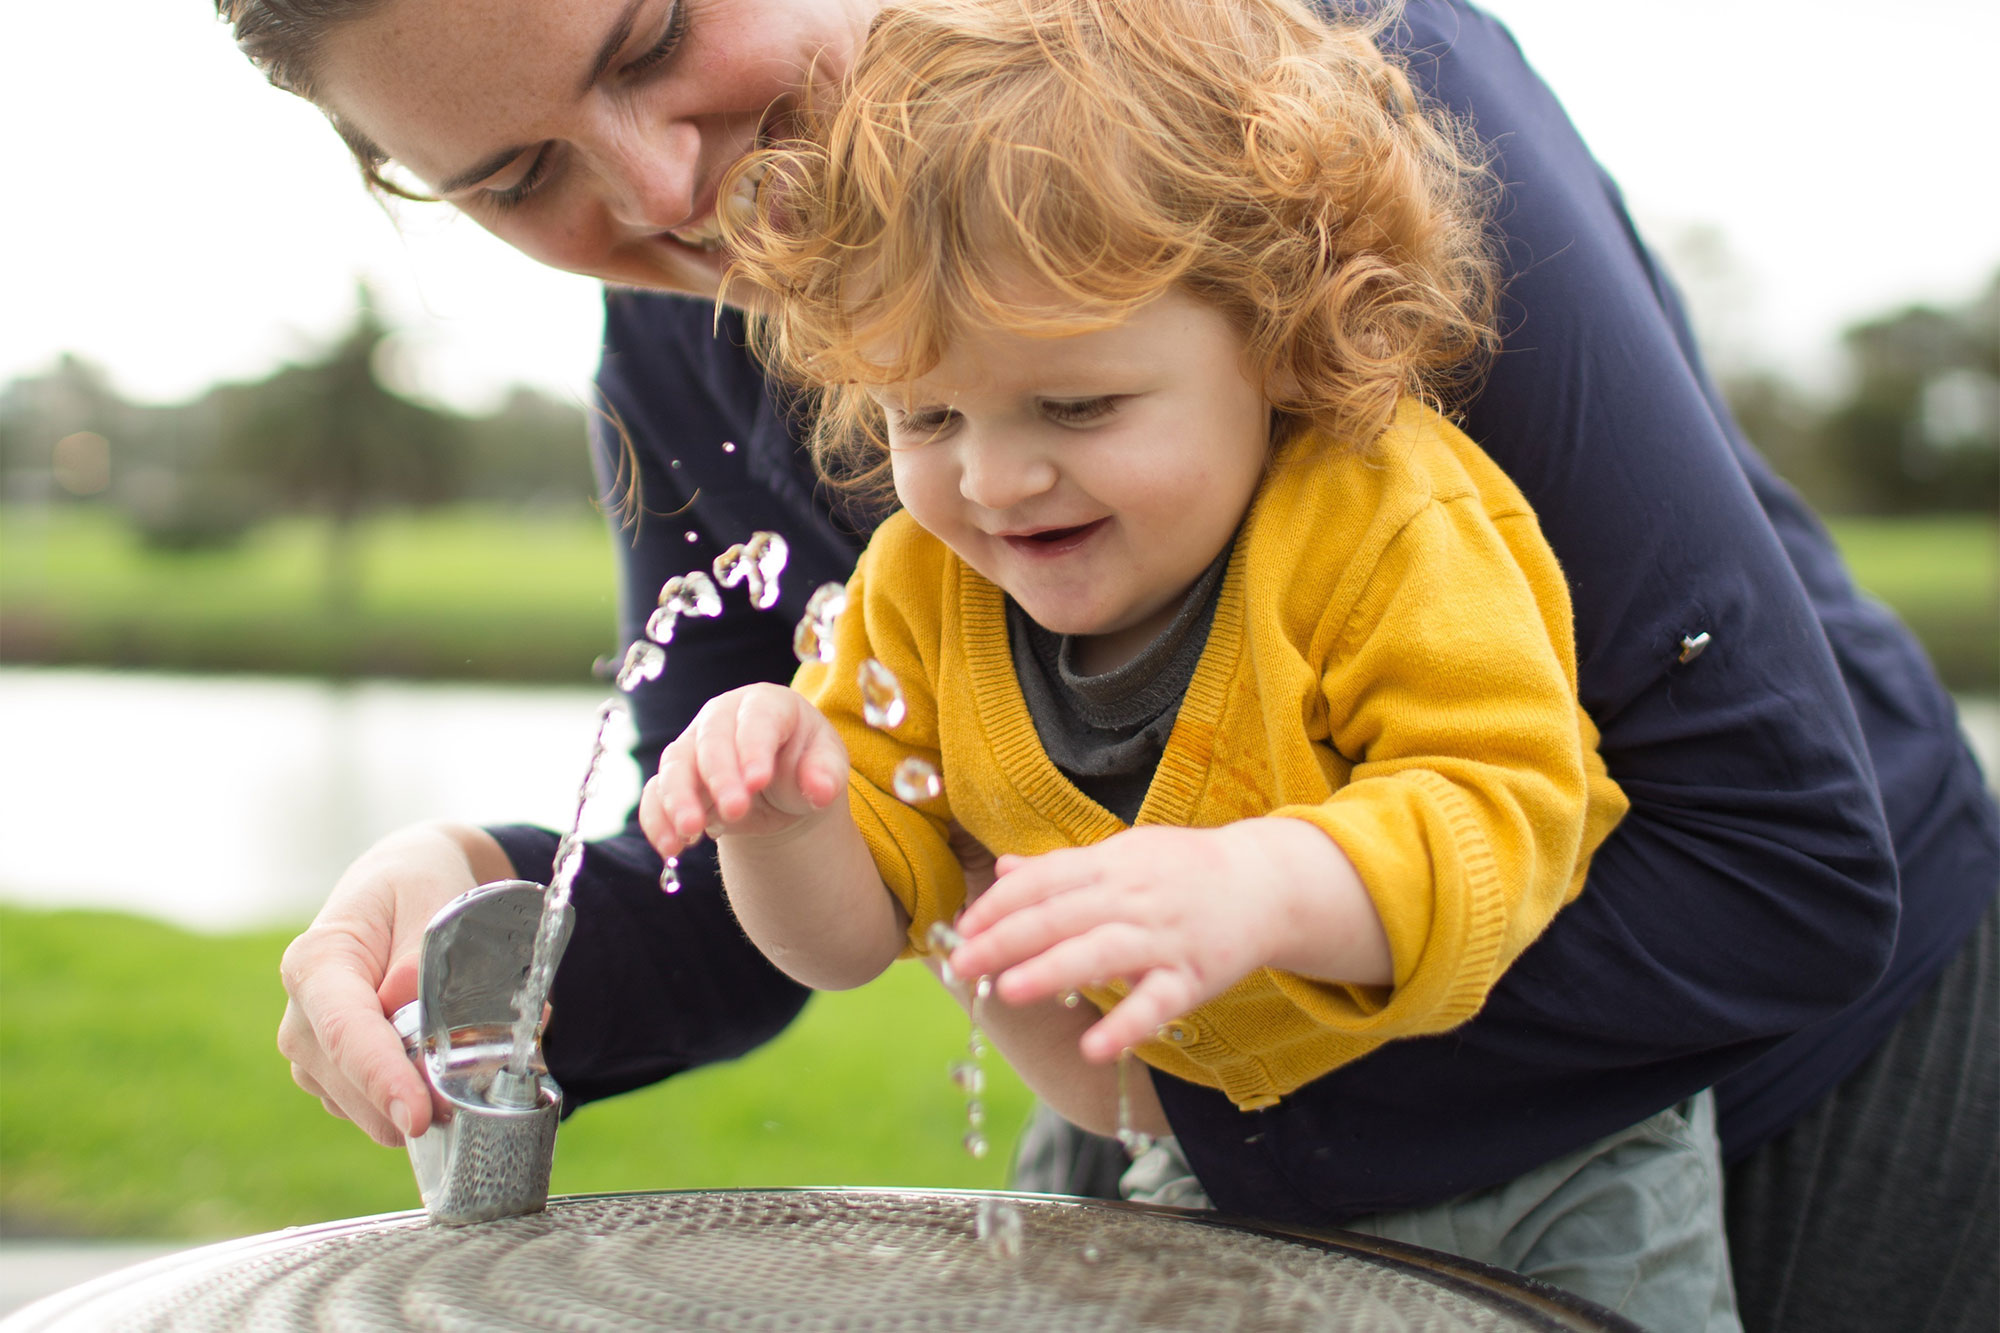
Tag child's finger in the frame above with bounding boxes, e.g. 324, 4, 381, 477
691, 699, 759, 821
955, 868, 1141, 978
651, 745, 724, 846
956, 847, 1096, 935
729, 690, 793, 794
1080, 968, 1205, 1064
795, 721, 848, 807
985, 920, 1161, 1005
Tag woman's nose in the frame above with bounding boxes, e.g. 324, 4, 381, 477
958, 433, 1058, 512
594, 121, 700, 232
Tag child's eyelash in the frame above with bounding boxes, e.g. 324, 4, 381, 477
1043, 397, 1118, 423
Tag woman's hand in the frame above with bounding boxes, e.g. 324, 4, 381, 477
639, 684, 850, 858
948, 819, 1391, 1062
276, 821, 516, 1146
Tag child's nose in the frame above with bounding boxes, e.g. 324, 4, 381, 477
958, 435, 1058, 512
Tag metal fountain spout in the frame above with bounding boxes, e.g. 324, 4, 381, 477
391, 879, 571, 1225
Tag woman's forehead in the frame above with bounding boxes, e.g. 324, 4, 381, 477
314, 0, 615, 184
315, 0, 879, 191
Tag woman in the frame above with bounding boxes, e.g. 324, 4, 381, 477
246, 0, 1997, 1327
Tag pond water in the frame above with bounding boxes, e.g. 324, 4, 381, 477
1, 666, 1992, 935
0, 667, 638, 932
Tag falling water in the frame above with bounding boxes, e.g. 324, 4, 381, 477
1115, 1055, 1155, 1158
503, 535, 779, 1080
505, 698, 621, 1079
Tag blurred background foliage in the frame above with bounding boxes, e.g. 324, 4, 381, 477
4, 274, 1995, 689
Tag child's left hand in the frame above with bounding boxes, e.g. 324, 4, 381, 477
947, 819, 1384, 1062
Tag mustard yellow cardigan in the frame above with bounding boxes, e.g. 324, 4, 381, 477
794, 400, 1627, 1110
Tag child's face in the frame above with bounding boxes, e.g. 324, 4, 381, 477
877, 290, 1271, 674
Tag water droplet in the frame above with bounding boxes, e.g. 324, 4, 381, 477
949, 1060, 985, 1095
645, 605, 679, 644
616, 640, 666, 691
750, 529, 789, 588
962, 1130, 989, 1159
975, 1198, 1023, 1259
684, 530, 699, 543
659, 857, 681, 894
1116, 1128, 1156, 1156
892, 756, 942, 803
716, 533, 789, 610
721, 440, 737, 453
792, 582, 849, 665
713, 543, 752, 586
926, 920, 963, 984
859, 658, 907, 729
644, 573, 715, 643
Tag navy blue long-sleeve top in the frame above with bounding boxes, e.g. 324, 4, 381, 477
500, 0, 1998, 1222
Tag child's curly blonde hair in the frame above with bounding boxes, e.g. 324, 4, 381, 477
721, 0, 1497, 497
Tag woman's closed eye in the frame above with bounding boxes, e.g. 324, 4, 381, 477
488, 148, 556, 210
483, 2, 689, 212
624, 0, 690, 81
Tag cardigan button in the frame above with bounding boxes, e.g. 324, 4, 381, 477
1159, 1023, 1193, 1044
1677, 632, 1711, 664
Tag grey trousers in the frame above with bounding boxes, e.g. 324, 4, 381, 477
1117, 1093, 1740, 1333
1011, 894, 2000, 1333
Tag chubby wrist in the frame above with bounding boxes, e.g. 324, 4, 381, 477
1235, 817, 1392, 987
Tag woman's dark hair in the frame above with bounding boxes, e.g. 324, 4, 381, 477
215, 0, 430, 200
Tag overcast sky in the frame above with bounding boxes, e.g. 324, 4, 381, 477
5, 0, 1996, 412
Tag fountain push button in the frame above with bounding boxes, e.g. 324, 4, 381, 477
392, 879, 570, 1226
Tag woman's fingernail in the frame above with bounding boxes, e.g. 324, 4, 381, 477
390, 1100, 414, 1139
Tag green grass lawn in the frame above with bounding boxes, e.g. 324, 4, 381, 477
0, 907, 1030, 1241
0, 506, 621, 683
3, 504, 1993, 688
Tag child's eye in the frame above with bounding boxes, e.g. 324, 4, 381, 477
1041, 397, 1119, 425
891, 408, 959, 443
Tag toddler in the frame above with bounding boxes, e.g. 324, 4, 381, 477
641, 0, 1733, 1325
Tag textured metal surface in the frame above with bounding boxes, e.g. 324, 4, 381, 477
3, 1190, 1636, 1332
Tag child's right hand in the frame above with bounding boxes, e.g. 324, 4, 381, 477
639, 684, 850, 858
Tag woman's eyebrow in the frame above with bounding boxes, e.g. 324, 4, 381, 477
434, 0, 653, 194
577, 0, 651, 95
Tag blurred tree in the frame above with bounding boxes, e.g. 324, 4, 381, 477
211, 284, 465, 608
1815, 273, 1999, 514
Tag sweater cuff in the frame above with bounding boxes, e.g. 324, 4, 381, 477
846, 776, 966, 956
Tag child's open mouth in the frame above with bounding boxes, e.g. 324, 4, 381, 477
1003, 519, 1106, 555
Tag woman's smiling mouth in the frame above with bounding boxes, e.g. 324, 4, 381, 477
667, 148, 774, 251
